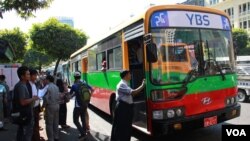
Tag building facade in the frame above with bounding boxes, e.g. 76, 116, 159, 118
57, 17, 74, 27
182, 0, 205, 6
205, 0, 250, 34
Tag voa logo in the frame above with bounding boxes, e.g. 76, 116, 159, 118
226, 129, 246, 136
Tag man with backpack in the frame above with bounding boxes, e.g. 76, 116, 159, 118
70, 71, 93, 140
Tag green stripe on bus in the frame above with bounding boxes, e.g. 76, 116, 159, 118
145, 72, 237, 97
87, 71, 121, 91
80, 70, 236, 98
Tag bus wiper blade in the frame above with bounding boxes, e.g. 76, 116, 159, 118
214, 60, 226, 81
182, 69, 196, 87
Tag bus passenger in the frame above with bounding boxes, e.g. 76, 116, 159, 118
111, 70, 145, 141
42, 75, 60, 141
70, 71, 93, 140
101, 57, 107, 71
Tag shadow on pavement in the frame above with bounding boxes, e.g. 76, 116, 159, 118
59, 127, 79, 141
88, 104, 112, 124
59, 125, 111, 141
87, 130, 110, 141
0, 122, 17, 141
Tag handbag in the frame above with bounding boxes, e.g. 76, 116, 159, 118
64, 92, 71, 103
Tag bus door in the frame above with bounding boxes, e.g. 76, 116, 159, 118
82, 57, 88, 82
127, 37, 147, 129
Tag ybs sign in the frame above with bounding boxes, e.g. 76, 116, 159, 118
222, 125, 250, 141
150, 11, 230, 30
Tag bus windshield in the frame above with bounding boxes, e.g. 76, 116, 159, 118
150, 28, 234, 85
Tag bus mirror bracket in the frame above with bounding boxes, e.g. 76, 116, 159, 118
144, 34, 158, 63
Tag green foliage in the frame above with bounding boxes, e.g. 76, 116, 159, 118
238, 47, 250, 55
0, 0, 53, 19
232, 28, 249, 55
0, 28, 27, 62
23, 48, 53, 71
29, 18, 88, 74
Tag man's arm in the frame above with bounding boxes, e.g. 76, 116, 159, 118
131, 79, 145, 97
69, 85, 76, 98
18, 85, 38, 106
20, 97, 37, 106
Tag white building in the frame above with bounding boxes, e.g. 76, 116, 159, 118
205, 0, 250, 34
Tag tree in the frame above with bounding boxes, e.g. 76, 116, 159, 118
29, 18, 87, 75
0, 0, 53, 19
232, 28, 249, 55
0, 28, 27, 62
23, 48, 53, 72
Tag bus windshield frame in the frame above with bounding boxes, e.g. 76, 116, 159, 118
149, 28, 235, 85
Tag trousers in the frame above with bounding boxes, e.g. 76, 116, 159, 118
111, 100, 134, 141
45, 104, 59, 141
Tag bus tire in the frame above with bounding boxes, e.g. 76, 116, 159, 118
237, 89, 248, 102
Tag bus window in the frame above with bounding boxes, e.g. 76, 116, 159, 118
73, 61, 78, 72
87, 49, 97, 71
108, 47, 122, 70
96, 52, 106, 70
114, 47, 122, 68
160, 45, 187, 62
108, 49, 114, 69
152, 43, 191, 83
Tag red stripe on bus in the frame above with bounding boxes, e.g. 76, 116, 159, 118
147, 87, 237, 133
148, 87, 237, 115
90, 87, 115, 115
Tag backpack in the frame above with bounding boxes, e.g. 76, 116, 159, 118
78, 82, 91, 103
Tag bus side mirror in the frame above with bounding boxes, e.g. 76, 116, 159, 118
146, 44, 158, 63
144, 34, 157, 63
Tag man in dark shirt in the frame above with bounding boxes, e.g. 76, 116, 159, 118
13, 66, 39, 141
26, 69, 43, 141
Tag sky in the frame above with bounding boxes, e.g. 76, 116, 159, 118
0, 0, 185, 41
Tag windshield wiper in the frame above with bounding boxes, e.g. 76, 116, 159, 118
205, 40, 226, 81
214, 60, 226, 80
182, 69, 197, 88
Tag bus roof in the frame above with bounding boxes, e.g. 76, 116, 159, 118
70, 4, 229, 59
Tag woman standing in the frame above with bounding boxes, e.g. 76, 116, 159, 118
56, 79, 70, 129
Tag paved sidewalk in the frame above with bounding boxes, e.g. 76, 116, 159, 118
0, 112, 111, 141
39, 111, 111, 141
0, 100, 112, 141
0, 121, 17, 141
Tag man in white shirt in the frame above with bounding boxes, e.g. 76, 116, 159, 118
111, 70, 145, 141
26, 69, 42, 141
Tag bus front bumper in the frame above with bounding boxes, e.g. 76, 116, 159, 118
152, 103, 241, 136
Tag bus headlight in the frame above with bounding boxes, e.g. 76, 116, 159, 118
230, 97, 235, 104
225, 96, 237, 106
167, 109, 175, 118
226, 98, 231, 105
153, 107, 185, 120
153, 110, 163, 120
176, 108, 183, 117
